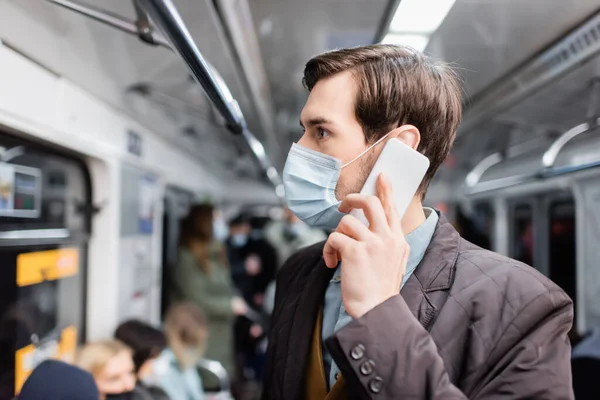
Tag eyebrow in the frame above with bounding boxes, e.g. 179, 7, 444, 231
299, 116, 331, 129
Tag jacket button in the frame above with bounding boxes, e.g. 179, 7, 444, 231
360, 360, 375, 376
369, 377, 383, 393
350, 344, 365, 360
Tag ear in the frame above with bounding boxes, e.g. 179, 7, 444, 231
389, 125, 420, 150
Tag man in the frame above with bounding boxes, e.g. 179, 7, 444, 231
263, 45, 573, 399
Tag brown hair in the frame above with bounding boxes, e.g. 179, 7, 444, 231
303, 44, 463, 195
165, 301, 208, 347
75, 340, 131, 378
180, 204, 214, 246
179, 204, 221, 274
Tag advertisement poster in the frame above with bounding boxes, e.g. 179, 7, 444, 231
138, 176, 156, 235
0, 162, 14, 211
0, 162, 41, 217
14, 326, 77, 395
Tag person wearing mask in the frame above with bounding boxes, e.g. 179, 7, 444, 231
19, 360, 99, 400
262, 44, 573, 399
170, 204, 246, 379
224, 213, 269, 390
159, 302, 207, 400
264, 207, 327, 269
226, 214, 253, 295
75, 340, 139, 400
114, 320, 171, 399
262, 208, 327, 315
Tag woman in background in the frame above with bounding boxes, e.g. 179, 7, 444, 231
159, 302, 208, 400
169, 204, 246, 379
75, 340, 138, 400
114, 320, 171, 399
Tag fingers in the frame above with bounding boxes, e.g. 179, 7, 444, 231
336, 215, 372, 241
338, 194, 388, 233
376, 173, 401, 232
323, 232, 356, 268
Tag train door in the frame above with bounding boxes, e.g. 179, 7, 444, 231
508, 192, 577, 328
0, 133, 91, 397
544, 193, 577, 332
509, 200, 535, 268
160, 186, 195, 318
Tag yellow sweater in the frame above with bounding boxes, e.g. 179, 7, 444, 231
304, 308, 347, 400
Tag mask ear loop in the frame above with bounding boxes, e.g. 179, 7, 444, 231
341, 131, 394, 168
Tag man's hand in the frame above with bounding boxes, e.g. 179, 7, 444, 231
323, 173, 410, 318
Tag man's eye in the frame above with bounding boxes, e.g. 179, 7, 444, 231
315, 128, 330, 140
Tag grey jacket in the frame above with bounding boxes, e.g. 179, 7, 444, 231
262, 214, 574, 399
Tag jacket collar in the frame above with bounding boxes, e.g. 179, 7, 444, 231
282, 213, 460, 399
400, 213, 460, 329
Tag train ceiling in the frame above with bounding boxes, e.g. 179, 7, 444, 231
1, 0, 600, 192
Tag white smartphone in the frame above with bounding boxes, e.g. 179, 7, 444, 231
349, 138, 430, 226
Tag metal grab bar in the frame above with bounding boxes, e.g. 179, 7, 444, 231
137, 0, 282, 188
136, 0, 244, 133
464, 152, 503, 187
541, 119, 600, 168
45, 0, 283, 189
45, 0, 171, 48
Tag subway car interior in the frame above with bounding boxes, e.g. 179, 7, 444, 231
1, 0, 600, 399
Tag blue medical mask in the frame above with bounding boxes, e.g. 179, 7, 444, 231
282, 134, 391, 230
230, 233, 248, 247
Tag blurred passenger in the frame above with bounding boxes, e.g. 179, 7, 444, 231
114, 320, 171, 399
264, 207, 327, 269
160, 302, 208, 400
225, 213, 270, 389
170, 204, 246, 378
239, 215, 277, 309
75, 340, 137, 400
262, 208, 327, 315
226, 213, 253, 294
19, 359, 99, 400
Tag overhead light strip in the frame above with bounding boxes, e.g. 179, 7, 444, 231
380, 0, 456, 51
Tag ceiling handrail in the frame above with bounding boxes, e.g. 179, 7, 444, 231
464, 152, 504, 188
541, 121, 598, 168
542, 78, 600, 169
46, 0, 171, 48
136, 0, 281, 190
45, 0, 282, 191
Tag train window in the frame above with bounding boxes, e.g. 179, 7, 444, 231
0, 133, 90, 397
472, 202, 494, 250
512, 203, 534, 266
455, 202, 494, 250
548, 199, 577, 324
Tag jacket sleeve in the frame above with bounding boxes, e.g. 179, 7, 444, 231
174, 256, 233, 321
326, 290, 574, 399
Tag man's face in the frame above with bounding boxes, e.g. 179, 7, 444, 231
298, 71, 379, 200
95, 350, 136, 397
